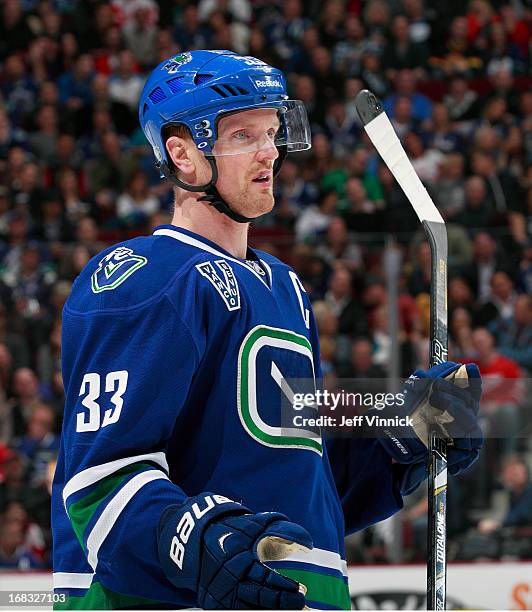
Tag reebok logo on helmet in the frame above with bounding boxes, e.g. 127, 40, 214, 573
255, 79, 282, 89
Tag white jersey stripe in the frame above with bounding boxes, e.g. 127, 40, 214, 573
53, 572, 94, 589
282, 547, 348, 577
63, 451, 168, 507
86, 471, 168, 570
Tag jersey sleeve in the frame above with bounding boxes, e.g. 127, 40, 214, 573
306, 299, 404, 535
55, 283, 205, 605
326, 437, 404, 534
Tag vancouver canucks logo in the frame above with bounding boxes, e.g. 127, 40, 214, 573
196, 259, 240, 311
91, 247, 148, 293
162, 52, 192, 74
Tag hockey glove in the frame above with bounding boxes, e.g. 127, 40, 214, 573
376, 362, 483, 495
158, 493, 312, 609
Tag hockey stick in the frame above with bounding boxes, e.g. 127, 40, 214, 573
354, 90, 448, 611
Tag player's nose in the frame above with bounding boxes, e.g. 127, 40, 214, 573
255, 138, 279, 163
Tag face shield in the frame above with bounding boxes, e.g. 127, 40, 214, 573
190, 100, 312, 157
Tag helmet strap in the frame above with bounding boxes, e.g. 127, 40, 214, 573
159, 148, 288, 224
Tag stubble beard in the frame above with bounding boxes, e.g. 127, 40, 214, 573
231, 184, 275, 219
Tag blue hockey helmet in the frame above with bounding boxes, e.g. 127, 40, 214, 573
138, 50, 312, 222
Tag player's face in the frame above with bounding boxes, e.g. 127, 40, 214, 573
213, 109, 280, 219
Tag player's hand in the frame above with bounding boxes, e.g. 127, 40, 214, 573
158, 493, 312, 609
376, 362, 483, 494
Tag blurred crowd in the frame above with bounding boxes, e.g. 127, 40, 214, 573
0, 0, 530, 569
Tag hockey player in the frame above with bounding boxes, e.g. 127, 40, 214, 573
52, 50, 483, 610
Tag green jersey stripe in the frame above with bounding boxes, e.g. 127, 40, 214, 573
53, 580, 161, 610
67, 462, 153, 548
276, 568, 351, 610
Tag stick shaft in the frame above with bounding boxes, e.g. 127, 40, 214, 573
425, 221, 449, 611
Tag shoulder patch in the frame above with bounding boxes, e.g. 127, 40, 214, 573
196, 259, 241, 311
91, 247, 148, 293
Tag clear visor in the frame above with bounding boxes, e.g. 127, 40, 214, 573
204, 100, 311, 157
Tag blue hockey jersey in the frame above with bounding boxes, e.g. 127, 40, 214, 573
52, 225, 405, 610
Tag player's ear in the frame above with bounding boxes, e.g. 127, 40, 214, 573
166, 136, 196, 178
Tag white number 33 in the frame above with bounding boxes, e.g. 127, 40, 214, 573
76, 371, 129, 432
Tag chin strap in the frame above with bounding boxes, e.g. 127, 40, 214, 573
158, 148, 287, 224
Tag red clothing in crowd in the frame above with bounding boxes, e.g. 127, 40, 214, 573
470, 354, 523, 407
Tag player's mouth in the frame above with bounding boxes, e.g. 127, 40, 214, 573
251, 172, 272, 186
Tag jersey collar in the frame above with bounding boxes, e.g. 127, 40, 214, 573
152, 225, 272, 290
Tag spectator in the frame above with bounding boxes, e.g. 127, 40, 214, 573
443, 74, 481, 124
1, 500, 47, 563
116, 169, 159, 227
57, 168, 91, 224
455, 176, 494, 234
476, 270, 518, 328
470, 327, 522, 456
309, 46, 345, 107
471, 150, 523, 216
75, 216, 105, 256
404, 131, 445, 186
10, 163, 46, 222
316, 216, 363, 273
391, 96, 417, 140
86, 131, 138, 204
430, 15, 482, 77
172, 4, 212, 52
274, 158, 318, 211
294, 189, 338, 243
342, 177, 380, 234
33, 191, 74, 245
332, 15, 367, 77
46, 133, 84, 179
324, 100, 360, 160
9, 368, 44, 439
0, 0, 33, 61
0, 54, 38, 127
57, 54, 95, 113
338, 337, 387, 378
381, 14, 429, 81
449, 276, 476, 319
362, 0, 390, 53
450, 307, 475, 361
36, 317, 61, 392
0, 521, 43, 569
408, 241, 432, 296
0, 243, 56, 324
123, 0, 159, 69
359, 50, 388, 99
58, 244, 91, 283
0, 306, 29, 372
0, 109, 27, 160
14, 403, 58, 488
325, 265, 368, 338
384, 69, 433, 122
108, 50, 144, 113
478, 454, 532, 533
264, 0, 311, 63
423, 103, 464, 154
489, 295, 532, 373
89, 73, 135, 137
462, 232, 503, 303
370, 304, 415, 375
293, 74, 324, 127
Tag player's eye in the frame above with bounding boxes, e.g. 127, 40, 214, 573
232, 130, 252, 141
